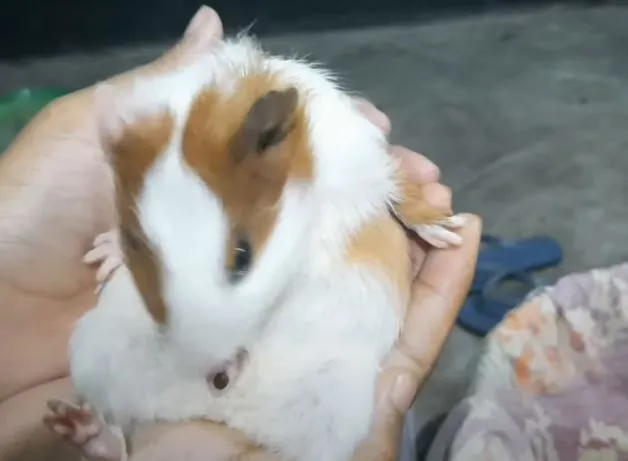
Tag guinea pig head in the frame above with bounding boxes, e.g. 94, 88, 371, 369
94, 73, 315, 367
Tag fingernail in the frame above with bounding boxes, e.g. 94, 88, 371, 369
378, 373, 416, 414
390, 373, 416, 413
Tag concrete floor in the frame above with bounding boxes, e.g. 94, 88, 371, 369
3, 3, 628, 459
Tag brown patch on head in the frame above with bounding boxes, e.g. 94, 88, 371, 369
183, 72, 314, 277
346, 214, 413, 314
106, 111, 175, 325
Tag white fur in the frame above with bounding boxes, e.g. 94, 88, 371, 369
71, 36, 408, 461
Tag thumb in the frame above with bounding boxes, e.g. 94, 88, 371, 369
353, 98, 391, 136
140, 5, 223, 78
354, 371, 417, 461
182, 5, 223, 45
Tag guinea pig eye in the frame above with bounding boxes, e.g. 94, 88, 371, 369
230, 237, 252, 283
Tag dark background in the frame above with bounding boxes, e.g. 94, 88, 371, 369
0, 0, 610, 60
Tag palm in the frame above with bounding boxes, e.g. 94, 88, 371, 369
0, 14, 224, 403
0, 9, 482, 460
0, 102, 112, 401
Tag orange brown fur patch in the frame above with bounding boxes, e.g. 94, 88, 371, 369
346, 214, 413, 310
182, 72, 314, 273
106, 111, 174, 325
393, 171, 452, 226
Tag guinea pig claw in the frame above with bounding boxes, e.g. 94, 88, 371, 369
84, 229, 124, 293
44, 398, 127, 461
413, 213, 467, 249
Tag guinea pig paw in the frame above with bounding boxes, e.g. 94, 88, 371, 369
83, 230, 124, 291
43, 399, 127, 461
413, 214, 467, 249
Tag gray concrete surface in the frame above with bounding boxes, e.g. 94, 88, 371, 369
3, 3, 628, 458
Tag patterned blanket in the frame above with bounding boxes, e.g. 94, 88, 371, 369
425, 263, 628, 461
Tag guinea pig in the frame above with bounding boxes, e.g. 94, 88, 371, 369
43, 34, 466, 461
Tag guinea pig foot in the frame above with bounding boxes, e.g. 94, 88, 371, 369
43, 399, 127, 461
412, 214, 467, 249
83, 229, 124, 293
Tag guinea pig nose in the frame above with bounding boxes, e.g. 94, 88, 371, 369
212, 371, 229, 390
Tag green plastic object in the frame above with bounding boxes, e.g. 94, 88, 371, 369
0, 88, 68, 154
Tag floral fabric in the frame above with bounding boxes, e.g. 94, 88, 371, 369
426, 263, 628, 461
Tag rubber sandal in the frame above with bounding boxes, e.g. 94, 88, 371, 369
457, 271, 546, 336
470, 235, 563, 293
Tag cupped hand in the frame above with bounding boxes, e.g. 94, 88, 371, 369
351, 105, 482, 461
0, 6, 224, 458
0, 5, 481, 461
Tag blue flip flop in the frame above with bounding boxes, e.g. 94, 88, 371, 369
457, 271, 547, 336
471, 235, 563, 293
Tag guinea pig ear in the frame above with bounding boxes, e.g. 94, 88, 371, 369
230, 87, 299, 162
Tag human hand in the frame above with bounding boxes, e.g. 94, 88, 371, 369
0, 5, 481, 460
0, 6, 224, 459
352, 103, 482, 461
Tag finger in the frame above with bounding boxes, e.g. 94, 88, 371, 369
353, 98, 391, 135
395, 215, 482, 388
420, 183, 452, 211
350, 100, 442, 188
409, 243, 428, 278
389, 145, 440, 184
360, 216, 480, 461
406, 183, 454, 271
154, 6, 224, 70
381, 215, 481, 412
353, 371, 408, 461
182, 5, 223, 46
